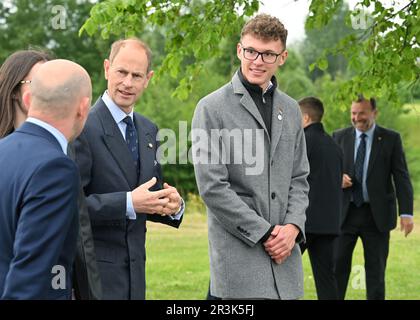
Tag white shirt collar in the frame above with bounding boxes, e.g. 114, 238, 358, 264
102, 91, 134, 124
26, 117, 68, 155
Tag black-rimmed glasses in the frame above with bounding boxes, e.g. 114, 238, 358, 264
240, 44, 284, 64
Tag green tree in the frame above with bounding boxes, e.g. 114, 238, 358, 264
276, 48, 315, 101
80, 0, 260, 100
307, 0, 419, 106
0, 0, 111, 98
301, 1, 356, 81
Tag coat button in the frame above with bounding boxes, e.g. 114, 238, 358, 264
271, 192, 276, 199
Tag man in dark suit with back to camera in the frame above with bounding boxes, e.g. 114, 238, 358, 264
0, 59, 91, 299
333, 95, 414, 300
298, 97, 343, 300
74, 38, 184, 300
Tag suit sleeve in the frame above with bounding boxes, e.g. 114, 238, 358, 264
73, 131, 127, 222
391, 133, 413, 215
2, 158, 79, 299
192, 100, 272, 247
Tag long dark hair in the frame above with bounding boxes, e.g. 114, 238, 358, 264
0, 50, 51, 138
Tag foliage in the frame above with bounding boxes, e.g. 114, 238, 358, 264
138, 60, 227, 197
307, 0, 420, 106
301, 1, 356, 81
0, 0, 113, 99
80, 0, 260, 100
276, 48, 316, 101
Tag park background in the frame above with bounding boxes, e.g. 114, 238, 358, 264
1, 0, 419, 299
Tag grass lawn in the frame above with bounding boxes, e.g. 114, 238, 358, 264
145, 198, 420, 300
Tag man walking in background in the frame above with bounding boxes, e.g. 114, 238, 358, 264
333, 95, 414, 300
299, 96, 343, 300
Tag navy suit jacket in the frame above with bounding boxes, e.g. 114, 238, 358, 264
74, 98, 182, 300
333, 125, 413, 232
0, 122, 79, 299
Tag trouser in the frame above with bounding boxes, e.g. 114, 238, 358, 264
300, 234, 339, 300
335, 203, 390, 300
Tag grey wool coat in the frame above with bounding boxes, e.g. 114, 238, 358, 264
192, 71, 310, 299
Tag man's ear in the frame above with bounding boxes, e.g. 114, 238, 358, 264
22, 91, 31, 112
143, 70, 154, 89
236, 42, 242, 60
104, 59, 110, 80
78, 96, 90, 120
278, 50, 288, 66
301, 112, 311, 128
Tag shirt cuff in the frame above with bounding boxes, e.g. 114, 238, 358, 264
169, 198, 185, 220
126, 192, 136, 220
400, 214, 413, 218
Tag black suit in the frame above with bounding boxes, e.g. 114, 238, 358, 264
332, 125, 413, 300
74, 98, 182, 300
299, 122, 343, 300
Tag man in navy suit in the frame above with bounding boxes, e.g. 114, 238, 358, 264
74, 38, 184, 300
333, 95, 414, 300
0, 59, 91, 299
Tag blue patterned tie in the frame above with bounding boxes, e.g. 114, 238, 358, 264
123, 116, 139, 174
353, 133, 367, 207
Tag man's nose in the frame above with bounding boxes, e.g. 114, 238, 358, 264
254, 53, 264, 64
122, 75, 133, 87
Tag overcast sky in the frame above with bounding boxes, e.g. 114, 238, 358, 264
258, 0, 310, 45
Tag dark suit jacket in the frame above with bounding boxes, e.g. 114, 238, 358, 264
304, 123, 343, 235
68, 144, 102, 300
0, 122, 79, 299
74, 98, 182, 300
333, 125, 413, 232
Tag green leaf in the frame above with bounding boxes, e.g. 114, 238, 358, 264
317, 57, 329, 71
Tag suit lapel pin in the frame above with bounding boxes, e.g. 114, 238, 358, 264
277, 108, 283, 121
148, 143, 153, 148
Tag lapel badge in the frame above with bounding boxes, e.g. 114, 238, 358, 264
277, 108, 283, 121
148, 143, 153, 148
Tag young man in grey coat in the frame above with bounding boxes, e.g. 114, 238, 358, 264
192, 14, 309, 300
